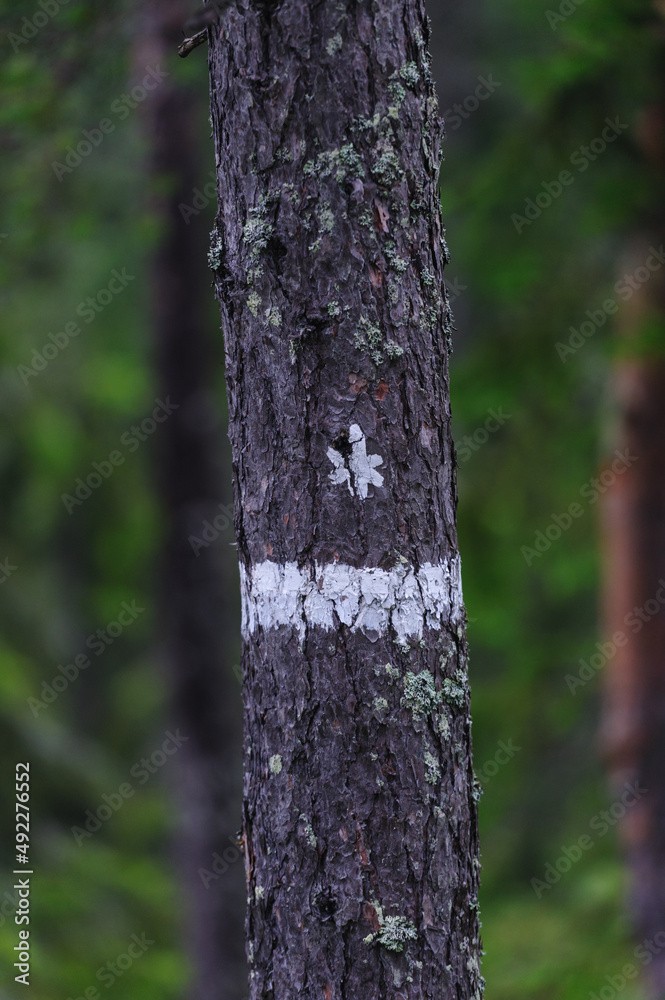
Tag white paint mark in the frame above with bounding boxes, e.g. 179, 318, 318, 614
327, 446, 352, 494
239, 557, 463, 644
327, 424, 384, 499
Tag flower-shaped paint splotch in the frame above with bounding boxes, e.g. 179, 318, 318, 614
327, 423, 384, 500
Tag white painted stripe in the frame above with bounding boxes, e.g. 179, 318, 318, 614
239, 558, 463, 643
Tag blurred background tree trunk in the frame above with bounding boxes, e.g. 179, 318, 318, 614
137, 3, 246, 998
207, 1, 482, 997
601, 52, 665, 997
601, 319, 665, 998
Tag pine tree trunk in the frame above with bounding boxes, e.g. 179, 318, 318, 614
207, 2, 482, 996
138, 3, 246, 997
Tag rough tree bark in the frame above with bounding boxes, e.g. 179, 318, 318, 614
137, 4, 246, 998
207, 2, 482, 996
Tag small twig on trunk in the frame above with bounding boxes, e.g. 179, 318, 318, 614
178, 28, 208, 58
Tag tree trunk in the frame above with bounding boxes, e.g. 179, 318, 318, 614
207, 2, 482, 997
137, 4, 246, 998
601, 272, 665, 998
600, 46, 665, 995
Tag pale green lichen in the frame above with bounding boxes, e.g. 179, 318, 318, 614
388, 79, 407, 106
442, 670, 466, 709
338, 144, 365, 177
246, 266, 263, 285
299, 814, 317, 848
422, 304, 440, 331
254, 885, 264, 902
376, 916, 418, 953
247, 292, 261, 317
269, 754, 283, 775
371, 144, 403, 187
373, 696, 389, 714
358, 209, 374, 231
400, 62, 420, 87
403, 670, 441, 718
354, 111, 381, 132
304, 144, 364, 183
385, 340, 404, 360
385, 663, 400, 681
326, 32, 343, 55
437, 714, 451, 740
267, 307, 282, 328
317, 202, 335, 233
327, 300, 341, 318
208, 231, 224, 270
354, 316, 384, 364
423, 749, 441, 785
384, 242, 409, 273
243, 213, 273, 263
421, 268, 436, 288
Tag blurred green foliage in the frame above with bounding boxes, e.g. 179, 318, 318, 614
444, 0, 662, 997
0, 1, 211, 996
0, 0, 662, 997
